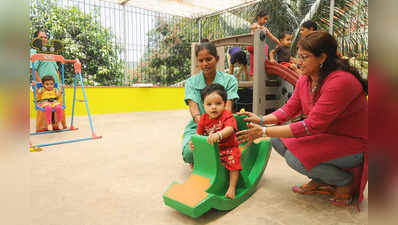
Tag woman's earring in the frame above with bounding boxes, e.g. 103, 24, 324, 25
320, 63, 323, 69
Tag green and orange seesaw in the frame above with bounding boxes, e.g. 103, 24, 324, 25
163, 114, 272, 218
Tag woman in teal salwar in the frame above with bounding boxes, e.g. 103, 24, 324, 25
182, 40, 239, 165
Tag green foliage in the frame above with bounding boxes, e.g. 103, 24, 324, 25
251, 0, 367, 77
249, 0, 299, 50
132, 17, 197, 86
30, 0, 125, 86
293, 0, 368, 77
114, 0, 368, 85
138, 11, 252, 86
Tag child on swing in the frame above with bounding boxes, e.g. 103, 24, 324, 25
196, 83, 242, 199
37, 75, 63, 130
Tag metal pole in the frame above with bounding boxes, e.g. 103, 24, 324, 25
61, 63, 65, 109
30, 128, 76, 136
33, 137, 99, 148
123, 3, 128, 85
198, 18, 202, 41
329, 0, 335, 34
78, 72, 96, 134
32, 61, 39, 111
70, 73, 78, 128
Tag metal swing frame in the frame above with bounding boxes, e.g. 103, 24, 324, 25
30, 53, 102, 148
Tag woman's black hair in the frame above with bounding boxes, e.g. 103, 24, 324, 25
256, 10, 269, 19
41, 75, 55, 83
298, 31, 368, 102
195, 39, 218, 58
200, 83, 227, 102
33, 29, 46, 38
278, 31, 292, 40
301, 20, 318, 31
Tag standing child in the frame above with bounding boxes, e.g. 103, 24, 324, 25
228, 46, 249, 81
250, 10, 280, 45
196, 83, 241, 199
37, 75, 63, 130
247, 10, 280, 76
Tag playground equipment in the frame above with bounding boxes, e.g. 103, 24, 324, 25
30, 53, 102, 148
163, 115, 271, 218
165, 31, 301, 218
192, 30, 298, 115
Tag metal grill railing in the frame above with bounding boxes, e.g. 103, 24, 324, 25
30, 0, 368, 86
30, 0, 196, 86
198, 0, 368, 79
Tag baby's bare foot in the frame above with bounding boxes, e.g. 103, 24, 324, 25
225, 187, 236, 199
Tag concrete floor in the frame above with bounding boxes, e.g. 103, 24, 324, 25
30, 110, 368, 225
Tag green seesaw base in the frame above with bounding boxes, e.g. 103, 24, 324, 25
163, 115, 272, 218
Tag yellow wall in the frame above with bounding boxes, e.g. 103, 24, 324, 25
30, 87, 188, 118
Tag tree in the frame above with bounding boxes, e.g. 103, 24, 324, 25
293, 0, 368, 77
250, 0, 368, 77
30, 0, 125, 86
133, 17, 199, 86
133, 0, 367, 85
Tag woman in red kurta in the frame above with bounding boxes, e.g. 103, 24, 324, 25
236, 31, 368, 208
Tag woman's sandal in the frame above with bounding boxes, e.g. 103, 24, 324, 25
292, 180, 336, 196
330, 183, 354, 207
330, 193, 353, 207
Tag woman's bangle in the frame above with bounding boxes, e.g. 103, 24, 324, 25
262, 126, 268, 137
193, 114, 200, 120
260, 115, 264, 126
216, 131, 223, 140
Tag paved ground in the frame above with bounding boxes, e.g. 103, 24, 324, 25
30, 110, 367, 225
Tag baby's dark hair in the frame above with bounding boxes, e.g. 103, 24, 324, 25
41, 75, 55, 83
256, 10, 269, 19
195, 39, 218, 58
301, 20, 318, 31
200, 83, 227, 102
279, 31, 292, 40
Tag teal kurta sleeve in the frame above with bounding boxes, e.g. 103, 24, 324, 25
184, 76, 202, 105
225, 74, 239, 101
